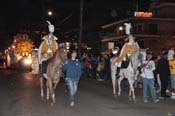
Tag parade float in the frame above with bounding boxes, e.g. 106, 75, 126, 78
6, 34, 34, 69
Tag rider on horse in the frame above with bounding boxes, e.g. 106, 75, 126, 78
38, 21, 58, 74
115, 23, 140, 69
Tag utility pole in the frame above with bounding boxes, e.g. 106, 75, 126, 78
136, 0, 139, 11
40, 0, 46, 40
78, 0, 84, 57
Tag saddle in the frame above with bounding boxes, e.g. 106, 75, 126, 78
121, 56, 130, 68
38, 35, 58, 74
39, 60, 49, 74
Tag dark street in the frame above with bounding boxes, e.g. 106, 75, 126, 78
0, 69, 174, 116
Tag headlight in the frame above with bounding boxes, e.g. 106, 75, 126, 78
24, 58, 32, 65
17, 55, 22, 60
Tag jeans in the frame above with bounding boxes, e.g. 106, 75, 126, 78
142, 78, 157, 102
66, 78, 78, 102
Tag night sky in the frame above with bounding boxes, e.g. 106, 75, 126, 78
0, 0, 169, 51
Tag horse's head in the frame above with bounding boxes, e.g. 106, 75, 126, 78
55, 43, 68, 65
138, 49, 147, 63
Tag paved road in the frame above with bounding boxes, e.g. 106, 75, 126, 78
0, 69, 174, 116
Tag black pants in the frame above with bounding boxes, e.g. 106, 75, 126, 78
160, 78, 168, 97
39, 60, 49, 74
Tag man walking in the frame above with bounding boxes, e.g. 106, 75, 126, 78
141, 52, 159, 103
63, 50, 82, 107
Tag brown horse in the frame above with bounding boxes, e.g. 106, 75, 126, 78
40, 45, 67, 105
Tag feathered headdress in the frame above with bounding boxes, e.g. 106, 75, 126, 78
46, 20, 54, 33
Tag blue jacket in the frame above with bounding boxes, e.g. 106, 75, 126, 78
63, 59, 82, 79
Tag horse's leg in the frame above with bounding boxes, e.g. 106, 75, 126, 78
129, 79, 136, 102
157, 74, 161, 93
40, 76, 44, 100
52, 79, 60, 104
47, 79, 54, 105
118, 73, 124, 96
46, 80, 50, 100
128, 79, 132, 101
111, 71, 117, 98
52, 83, 55, 104
129, 86, 132, 98
134, 70, 139, 88
53, 77, 60, 90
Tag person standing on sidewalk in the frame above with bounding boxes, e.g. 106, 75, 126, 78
63, 50, 82, 107
141, 52, 159, 103
157, 53, 171, 99
169, 54, 175, 99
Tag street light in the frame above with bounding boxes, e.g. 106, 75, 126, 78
47, 10, 53, 16
119, 26, 123, 31
12, 45, 15, 49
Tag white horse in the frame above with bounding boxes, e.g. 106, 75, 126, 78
117, 49, 146, 101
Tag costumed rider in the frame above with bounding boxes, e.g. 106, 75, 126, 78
38, 21, 58, 74
115, 23, 140, 69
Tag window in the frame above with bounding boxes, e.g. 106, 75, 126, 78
138, 25, 143, 33
149, 24, 158, 34
149, 39, 158, 47
138, 40, 144, 49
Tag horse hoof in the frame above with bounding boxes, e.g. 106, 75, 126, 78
128, 96, 132, 101
118, 93, 121, 96
64, 89, 68, 93
46, 96, 50, 100
51, 102, 54, 106
114, 94, 117, 98
133, 99, 136, 103
53, 99, 56, 103
157, 90, 160, 93
41, 96, 44, 100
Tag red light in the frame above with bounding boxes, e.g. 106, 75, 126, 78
135, 12, 153, 18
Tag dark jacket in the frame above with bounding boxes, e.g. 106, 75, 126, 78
157, 58, 170, 80
63, 59, 82, 79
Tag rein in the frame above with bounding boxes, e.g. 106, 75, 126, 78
52, 49, 66, 68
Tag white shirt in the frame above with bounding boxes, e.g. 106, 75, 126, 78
168, 49, 174, 60
140, 60, 156, 79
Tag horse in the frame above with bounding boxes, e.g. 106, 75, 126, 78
117, 49, 146, 101
40, 45, 68, 105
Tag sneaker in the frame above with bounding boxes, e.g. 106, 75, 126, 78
70, 101, 75, 107
144, 100, 148, 103
154, 99, 160, 104
159, 97, 165, 100
165, 95, 170, 98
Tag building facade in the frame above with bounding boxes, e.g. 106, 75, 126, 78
101, 2, 175, 55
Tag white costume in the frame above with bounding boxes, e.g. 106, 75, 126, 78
116, 23, 140, 67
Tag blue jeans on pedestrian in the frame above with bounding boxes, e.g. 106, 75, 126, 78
66, 78, 78, 102
142, 78, 157, 102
